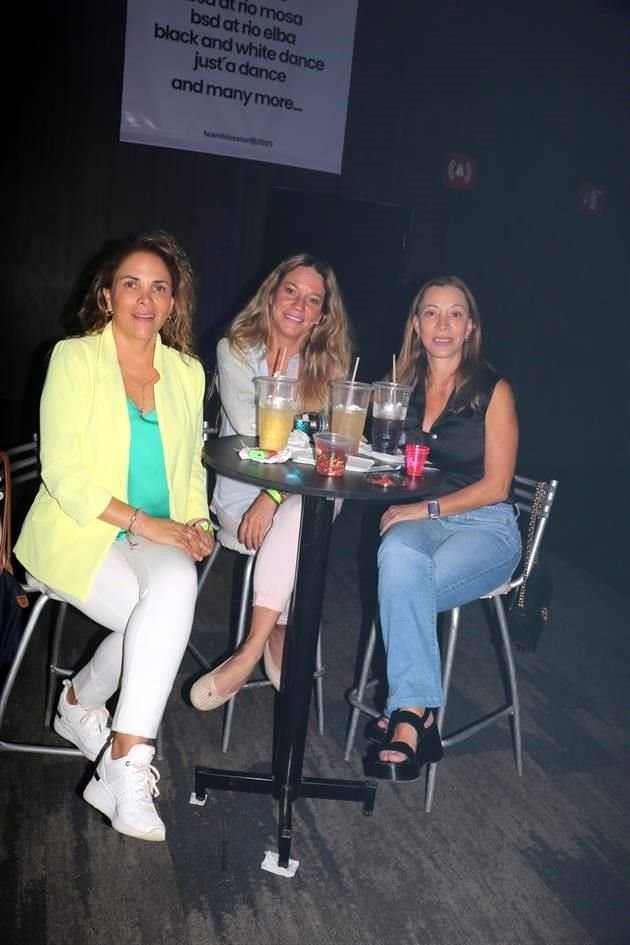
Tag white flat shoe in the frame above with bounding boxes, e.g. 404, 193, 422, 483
190, 665, 239, 711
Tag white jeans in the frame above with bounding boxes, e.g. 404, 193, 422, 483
52, 537, 198, 738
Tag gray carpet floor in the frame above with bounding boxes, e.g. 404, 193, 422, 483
1, 502, 629, 945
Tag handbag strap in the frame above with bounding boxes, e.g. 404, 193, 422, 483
0, 450, 13, 572
515, 480, 547, 608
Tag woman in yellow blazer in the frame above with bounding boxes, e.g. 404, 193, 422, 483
15, 231, 214, 842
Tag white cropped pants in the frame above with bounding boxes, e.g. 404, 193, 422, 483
52, 537, 198, 738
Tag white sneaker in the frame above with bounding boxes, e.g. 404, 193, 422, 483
83, 743, 166, 842
53, 679, 111, 762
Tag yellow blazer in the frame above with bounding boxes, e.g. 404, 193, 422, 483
15, 323, 209, 600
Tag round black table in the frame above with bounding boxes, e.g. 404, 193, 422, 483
193, 436, 444, 868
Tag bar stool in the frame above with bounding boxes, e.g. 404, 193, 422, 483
196, 525, 325, 752
344, 476, 559, 811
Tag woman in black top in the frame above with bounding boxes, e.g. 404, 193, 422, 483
366, 275, 522, 781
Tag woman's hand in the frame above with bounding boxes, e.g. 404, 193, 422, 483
237, 492, 277, 551
138, 514, 213, 561
186, 519, 216, 559
380, 502, 426, 535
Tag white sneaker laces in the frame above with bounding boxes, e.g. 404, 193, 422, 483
125, 756, 161, 800
79, 706, 110, 735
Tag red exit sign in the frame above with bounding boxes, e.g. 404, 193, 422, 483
445, 153, 477, 190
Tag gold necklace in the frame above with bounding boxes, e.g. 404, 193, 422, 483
120, 365, 159, 414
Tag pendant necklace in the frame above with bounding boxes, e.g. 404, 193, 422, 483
120, 365, 158, 414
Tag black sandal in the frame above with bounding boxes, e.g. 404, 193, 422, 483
364, 708, 443, 782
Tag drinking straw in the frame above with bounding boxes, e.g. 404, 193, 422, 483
272, 347, 287, 377
345, 356, 360, 410
392, 354, 397, 385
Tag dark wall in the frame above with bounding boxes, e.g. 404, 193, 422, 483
1, 0, 629, 592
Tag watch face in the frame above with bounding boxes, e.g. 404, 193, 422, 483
428, 500, 440, 518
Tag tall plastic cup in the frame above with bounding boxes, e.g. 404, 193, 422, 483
371, 382, 413, 454
329, 381, 372, 455
254, 376, 300, 451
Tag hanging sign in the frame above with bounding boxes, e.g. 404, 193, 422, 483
120, 0, 358, 174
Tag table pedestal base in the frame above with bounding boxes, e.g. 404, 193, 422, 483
193, 766, 377, 868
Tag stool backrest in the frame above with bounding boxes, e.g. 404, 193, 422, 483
4, 438, 40, 489
1, 439, 40, 566
512, 475, 559, 584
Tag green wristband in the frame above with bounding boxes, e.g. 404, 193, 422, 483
265, 489, 284, 505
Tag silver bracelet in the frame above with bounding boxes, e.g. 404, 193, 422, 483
127, 508, 140, 548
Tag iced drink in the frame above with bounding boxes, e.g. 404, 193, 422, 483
254, 376, 300, 452
258, 404, 296, 451
371, 382, 413, 454
372, 414, 404, 454
329, 381, 372, 455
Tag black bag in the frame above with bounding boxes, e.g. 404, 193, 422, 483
507, 560, 552, 653
0, 450, 30, 665
507, 481, 552, 653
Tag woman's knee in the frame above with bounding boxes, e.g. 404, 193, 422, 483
378, 523, 433, 574
139, 547, 198, 599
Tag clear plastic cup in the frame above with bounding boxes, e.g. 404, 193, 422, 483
405, 443, 430, 478
371, 382, 413, 454
254, 376, 300, 451
329, 381, 372, 455
313, 432, 354, 477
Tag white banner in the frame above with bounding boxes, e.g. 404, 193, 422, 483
120, 0, 358, 174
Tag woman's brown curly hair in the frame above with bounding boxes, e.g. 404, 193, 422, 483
78, 231, 197, 356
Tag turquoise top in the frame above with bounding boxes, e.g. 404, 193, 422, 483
116, 400, 170, 540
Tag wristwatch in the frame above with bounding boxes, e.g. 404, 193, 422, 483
427, 500, 441, 519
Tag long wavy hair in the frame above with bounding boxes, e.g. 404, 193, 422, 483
78, 231, 197, 356
393, 275, 486, 411
227, 254, 352, 411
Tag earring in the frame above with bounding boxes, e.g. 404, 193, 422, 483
106, 309, 113, 318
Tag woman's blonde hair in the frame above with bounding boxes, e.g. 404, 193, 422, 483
227, 254, 352, 410
78, 231, 197, 356
394, 275, 485, 410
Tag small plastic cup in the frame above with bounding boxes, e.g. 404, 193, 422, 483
254, 376, 300, 451
313, 432, 353, 477
405, 443, 430, 478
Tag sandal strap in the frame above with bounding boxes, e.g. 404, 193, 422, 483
379, 740, 415, 764
390, 708, 433, 737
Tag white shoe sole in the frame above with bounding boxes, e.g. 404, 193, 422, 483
83, 776, 165, 842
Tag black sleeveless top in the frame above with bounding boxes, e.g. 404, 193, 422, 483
404, 366, 503, 498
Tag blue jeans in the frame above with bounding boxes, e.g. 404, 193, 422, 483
377, 502, 522, 715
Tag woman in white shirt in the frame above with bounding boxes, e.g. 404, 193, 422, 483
191, 254, 352, 710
